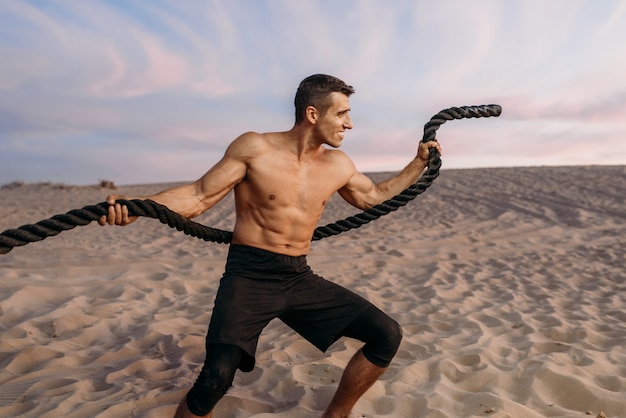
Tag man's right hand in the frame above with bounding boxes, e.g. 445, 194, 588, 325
98, 195, 138, 226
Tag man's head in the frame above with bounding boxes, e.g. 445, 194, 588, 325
294, 74, 355, 124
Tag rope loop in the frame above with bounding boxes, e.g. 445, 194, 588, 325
0, 104, 501, 254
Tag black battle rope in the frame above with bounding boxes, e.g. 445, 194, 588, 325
0, 104, 501, 255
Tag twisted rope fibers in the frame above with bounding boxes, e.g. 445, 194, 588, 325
0, 104, 501, 255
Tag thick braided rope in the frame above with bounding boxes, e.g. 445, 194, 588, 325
0, 104, 501, 255
0, 199, 232, 255
312, 104, 502, 240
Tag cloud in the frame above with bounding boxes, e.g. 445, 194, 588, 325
0, 0, 625, 185
89, 30, 190, 97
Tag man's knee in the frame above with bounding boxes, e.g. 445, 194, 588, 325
363, 315, 403, 368
386, 317, 403, 351
186, 344, 241, 416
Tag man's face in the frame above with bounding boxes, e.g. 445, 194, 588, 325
315, 92, 353, 148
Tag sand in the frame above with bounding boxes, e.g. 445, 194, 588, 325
0, 165, 624, 418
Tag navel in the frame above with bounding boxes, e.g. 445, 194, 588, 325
269, 194, 275, 200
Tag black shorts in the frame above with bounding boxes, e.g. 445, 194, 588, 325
205, 244, 373, 371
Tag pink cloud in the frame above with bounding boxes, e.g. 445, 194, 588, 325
88, 30, 189, 98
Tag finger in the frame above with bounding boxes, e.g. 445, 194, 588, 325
121, 204, 130, 224
105, 194, 117, 225
425, 140, 441, 154
106, 194, 117, 205
114, 203, 124, 225
107, 203, 117, 225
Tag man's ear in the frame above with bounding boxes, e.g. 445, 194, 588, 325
305, 105, 318, 124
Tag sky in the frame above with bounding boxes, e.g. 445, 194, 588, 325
1, 0, 625, 186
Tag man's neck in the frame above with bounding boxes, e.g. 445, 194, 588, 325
284, 124, 324, 161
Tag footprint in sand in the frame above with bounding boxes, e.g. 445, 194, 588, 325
292, 363, 343, 386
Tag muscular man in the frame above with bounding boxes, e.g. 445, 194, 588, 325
99, 74, 441, 417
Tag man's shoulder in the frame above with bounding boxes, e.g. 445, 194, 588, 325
322, 147, 355, 167
233, 131, 268, 145
227, 132, 272, 156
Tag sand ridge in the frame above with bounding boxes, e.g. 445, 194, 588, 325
0, 165, 625, 417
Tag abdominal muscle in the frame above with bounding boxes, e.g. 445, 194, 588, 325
227, 137, 352, 256
231, 212, 320, 256
230, 184, 328, 257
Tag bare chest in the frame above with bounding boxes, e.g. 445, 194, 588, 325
240, 156, 347, 210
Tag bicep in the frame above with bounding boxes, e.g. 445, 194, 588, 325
195, 155, 246, 199
338, 171, 378, 210
193, 135, 256, 209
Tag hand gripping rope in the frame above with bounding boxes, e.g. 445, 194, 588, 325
0, 104, 502, 255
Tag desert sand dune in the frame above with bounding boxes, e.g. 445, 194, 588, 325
0, 165, 624, 417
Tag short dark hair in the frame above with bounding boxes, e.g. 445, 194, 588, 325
294, 74, 355, 124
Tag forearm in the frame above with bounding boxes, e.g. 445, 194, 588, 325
339, 140, 440, 210
103, 141, 246, 226
373, 156, 428, 202
140, 182, 224, 219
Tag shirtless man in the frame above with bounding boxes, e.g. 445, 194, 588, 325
99, 74, 441, 418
